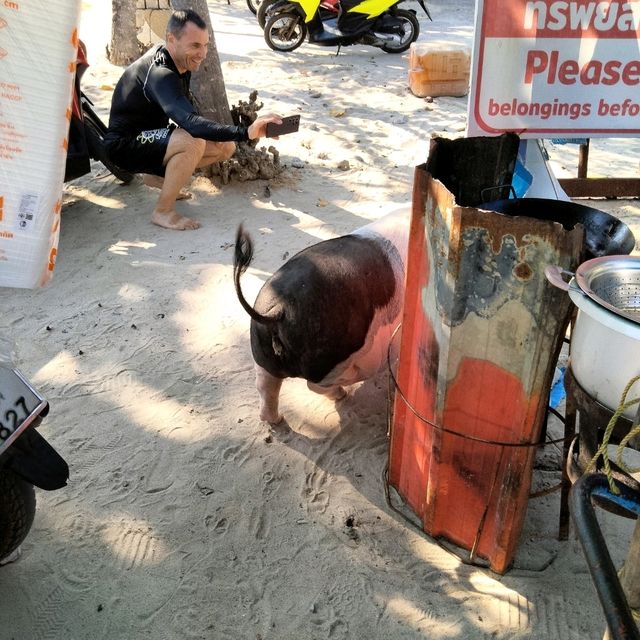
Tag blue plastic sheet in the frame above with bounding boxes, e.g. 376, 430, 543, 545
549, 366, 566, 409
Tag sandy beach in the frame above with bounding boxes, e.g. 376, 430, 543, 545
1, 0, 640, 638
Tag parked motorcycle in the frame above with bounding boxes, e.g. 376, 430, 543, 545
263, 0, 430, 53
64, 41, 133, 185
257, 0, 338, 29
0, 363, 69, 564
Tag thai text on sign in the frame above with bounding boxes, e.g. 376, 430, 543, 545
467, 0, 640, 137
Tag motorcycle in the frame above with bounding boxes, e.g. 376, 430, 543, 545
0, 362, 69, 564
64, 41, 133, 185
263, 0, 430, 53
257, 0, 338, 29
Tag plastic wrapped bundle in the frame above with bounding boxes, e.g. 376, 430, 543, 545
0, 0, 81, 288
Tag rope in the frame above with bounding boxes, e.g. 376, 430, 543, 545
586, 374, 640, 495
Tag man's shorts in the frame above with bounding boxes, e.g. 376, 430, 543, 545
105, 126, 174, 177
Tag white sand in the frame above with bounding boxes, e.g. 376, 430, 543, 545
1, 0, 639, 638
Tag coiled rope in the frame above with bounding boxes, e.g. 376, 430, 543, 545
586, 374, 640, 495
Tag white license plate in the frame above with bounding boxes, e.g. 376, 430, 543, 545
0, 367, 47, 457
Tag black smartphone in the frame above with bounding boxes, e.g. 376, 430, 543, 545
266, 115, 300, 138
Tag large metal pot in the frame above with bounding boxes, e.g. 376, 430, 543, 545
546, 256, 640, 419
483, 198, 636, 259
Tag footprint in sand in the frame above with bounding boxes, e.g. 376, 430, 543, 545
70, 433, 124, 476
303, 464, 330, 515
28, 586, 70, 640
220, 440, 252, 466
142, 448, 175, 494
247, 507, 270, 541
310, 575, 373, 638
214, 517, 229, 534
107, 526, 162, 571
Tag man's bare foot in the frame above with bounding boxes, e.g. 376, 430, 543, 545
143, 175, 192, 200
151, 210, 200, 230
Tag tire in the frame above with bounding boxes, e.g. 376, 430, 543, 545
380, 10, 419, 53
0, 469, 36, 563
82, 106, 135, 185
257, 0, 287, 28
264, 12, 307, 52
247, 0, 261, 15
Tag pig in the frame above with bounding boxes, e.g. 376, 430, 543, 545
233, 207, 410, 424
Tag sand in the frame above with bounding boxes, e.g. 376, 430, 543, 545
1, 0, 640, 638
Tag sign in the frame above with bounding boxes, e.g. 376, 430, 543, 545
467, 0, 640, 137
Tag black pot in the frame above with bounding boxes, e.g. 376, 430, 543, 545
482, 198, 636, 259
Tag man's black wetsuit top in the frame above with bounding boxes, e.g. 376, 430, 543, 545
106, 44, 249, 144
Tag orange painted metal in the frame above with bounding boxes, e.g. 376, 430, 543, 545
388, 164, 584, 573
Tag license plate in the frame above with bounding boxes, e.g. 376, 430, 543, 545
0, 367, 48, 457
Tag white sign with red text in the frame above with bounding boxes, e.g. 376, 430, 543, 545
467, 0, 640, 137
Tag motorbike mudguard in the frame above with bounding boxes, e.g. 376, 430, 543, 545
4, 427, 69, 491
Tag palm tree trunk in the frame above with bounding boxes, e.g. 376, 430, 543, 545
171, 0, 233, 124
109, 0, 139, 66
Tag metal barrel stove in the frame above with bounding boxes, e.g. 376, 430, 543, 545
387, 134, 635, 574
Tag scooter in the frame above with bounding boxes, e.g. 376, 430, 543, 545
263, 0, 430, 53
257, 0, 338, 29
0, 364, 69, 564
65, 41, 133, 185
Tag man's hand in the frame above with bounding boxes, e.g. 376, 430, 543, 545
248, 113, 282, 140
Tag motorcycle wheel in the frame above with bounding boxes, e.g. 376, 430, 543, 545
380, 9, 420, 53
247, 0, 261, 15
257, 0, 287, 29
264, 12, 307, 52
81, 105, 135, 185
0, 469, 36, 563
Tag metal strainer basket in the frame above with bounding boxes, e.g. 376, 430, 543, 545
575, 256, 640, 324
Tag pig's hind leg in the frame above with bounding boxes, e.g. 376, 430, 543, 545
255, 364, 284, 424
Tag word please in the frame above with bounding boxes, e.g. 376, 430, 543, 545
525, 50, 640, 85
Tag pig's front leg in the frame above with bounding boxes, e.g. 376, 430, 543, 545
255, 364, 284, 424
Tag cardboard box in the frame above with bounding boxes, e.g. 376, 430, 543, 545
408, 42, 470, 98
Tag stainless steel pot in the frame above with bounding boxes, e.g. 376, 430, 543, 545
546, 256, 640, 419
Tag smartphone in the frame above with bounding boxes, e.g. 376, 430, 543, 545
266, 115, 300, 138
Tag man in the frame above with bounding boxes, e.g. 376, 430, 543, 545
105, 9, 281, 230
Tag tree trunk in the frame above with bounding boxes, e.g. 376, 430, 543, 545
170, 0, 233, 124
109, 0, 140, 66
